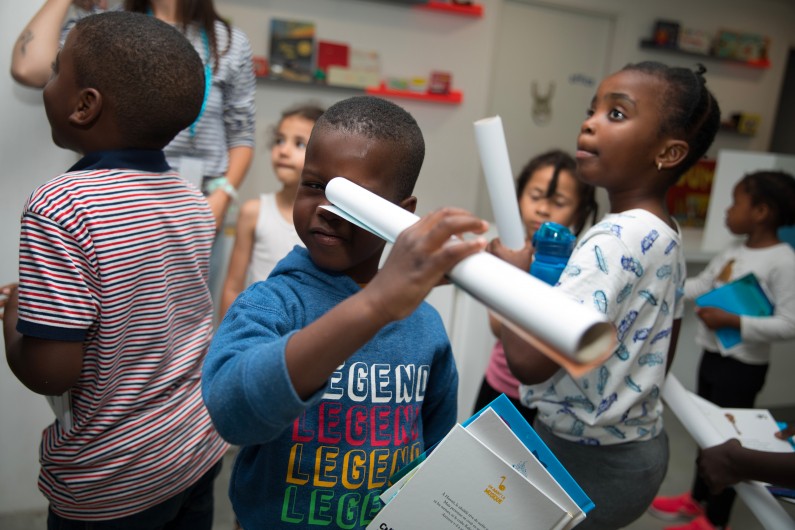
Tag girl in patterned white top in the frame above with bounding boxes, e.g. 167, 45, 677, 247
488, 61, 721, 530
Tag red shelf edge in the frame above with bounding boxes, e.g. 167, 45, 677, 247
415, 2, 483, 18
639, 40, 770, 70
365, 84, 463, 104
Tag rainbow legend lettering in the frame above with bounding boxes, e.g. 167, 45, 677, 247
279, 362, 429, 526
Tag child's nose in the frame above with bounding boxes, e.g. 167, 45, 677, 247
536, 199, 550, 215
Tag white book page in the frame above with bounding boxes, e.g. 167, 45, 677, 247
690, 394, 792, 452
465, 408, 581, 521
368, 425, 570, 530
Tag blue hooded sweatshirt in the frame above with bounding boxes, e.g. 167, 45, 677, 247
202, 247, 458, 529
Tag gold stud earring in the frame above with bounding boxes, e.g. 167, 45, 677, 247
657, 161, 662, 171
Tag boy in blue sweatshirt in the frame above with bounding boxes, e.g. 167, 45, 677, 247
202, 95, 489, 529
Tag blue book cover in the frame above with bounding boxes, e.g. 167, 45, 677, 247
464, 393, 594, 515
695, 273, 774, 349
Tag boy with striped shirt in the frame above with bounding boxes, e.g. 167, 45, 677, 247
3, 12, 226, 528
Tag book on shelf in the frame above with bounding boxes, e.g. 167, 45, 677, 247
316, 40, 349, 76
268, 19, 316, 83
695, 273, 773, 349
327, 48, 381, 89
367, 394, 592, 529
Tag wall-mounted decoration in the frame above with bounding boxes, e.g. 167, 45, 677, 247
568, 73, 595, 88
530, 81, 554, 126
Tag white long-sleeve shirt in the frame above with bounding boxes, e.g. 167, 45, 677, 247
685, 241, 795, 364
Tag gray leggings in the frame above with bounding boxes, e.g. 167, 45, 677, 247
534, 421, 669, 530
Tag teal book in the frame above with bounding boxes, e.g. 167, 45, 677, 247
695, 273, 774, 349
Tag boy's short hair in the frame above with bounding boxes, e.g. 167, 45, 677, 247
313, 96, 425, 200
72, 11, 205, 148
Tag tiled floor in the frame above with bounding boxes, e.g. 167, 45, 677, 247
3, 407, 794, 530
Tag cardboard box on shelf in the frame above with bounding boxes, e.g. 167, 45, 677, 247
678, 28, 713, 55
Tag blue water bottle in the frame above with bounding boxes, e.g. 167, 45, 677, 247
530, 222, 576, 285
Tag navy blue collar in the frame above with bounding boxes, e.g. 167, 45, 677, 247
69, 149, 171, 173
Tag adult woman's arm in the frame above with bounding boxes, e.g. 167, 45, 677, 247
10, 0, 75, 87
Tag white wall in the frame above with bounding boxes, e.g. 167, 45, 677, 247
222, 0, 503, 219
2, 0, 794, 515
0, 1, 82, 515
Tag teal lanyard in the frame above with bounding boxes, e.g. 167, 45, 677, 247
191, 28, 212, 139
147, 9, 211, 139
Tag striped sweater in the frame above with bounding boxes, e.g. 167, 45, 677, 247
16, 150, 227, 520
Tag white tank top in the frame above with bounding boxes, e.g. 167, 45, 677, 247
247, 193, 303, 284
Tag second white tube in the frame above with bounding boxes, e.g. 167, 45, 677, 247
473, 115, 526, 250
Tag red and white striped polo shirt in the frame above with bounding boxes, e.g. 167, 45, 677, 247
16, 150, 227, 520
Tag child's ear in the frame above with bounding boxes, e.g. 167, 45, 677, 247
656, 140, 689, 171
69, 88, 102, 127
399, 195, 417, 214
752, 202, 771, 225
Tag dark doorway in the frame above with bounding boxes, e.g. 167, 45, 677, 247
771, 48, 795, 154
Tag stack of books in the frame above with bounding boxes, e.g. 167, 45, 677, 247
367, 394, 593, 529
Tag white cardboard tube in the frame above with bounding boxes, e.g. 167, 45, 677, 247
663, 375, 795, 530
473, 115, 526, 250
324, 177, 615, 369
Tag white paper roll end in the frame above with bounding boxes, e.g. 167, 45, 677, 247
474, 115, 502, 127
574, 322, 616, 363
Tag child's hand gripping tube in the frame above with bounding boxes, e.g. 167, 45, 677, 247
322, 177, 616, 376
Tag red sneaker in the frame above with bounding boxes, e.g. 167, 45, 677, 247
663, 515, 731, 530
648, 492, 704, 521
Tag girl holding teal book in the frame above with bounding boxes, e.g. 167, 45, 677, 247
651, 170, 795, 530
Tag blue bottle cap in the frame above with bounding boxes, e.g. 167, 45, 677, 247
532, 221, 576, 259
